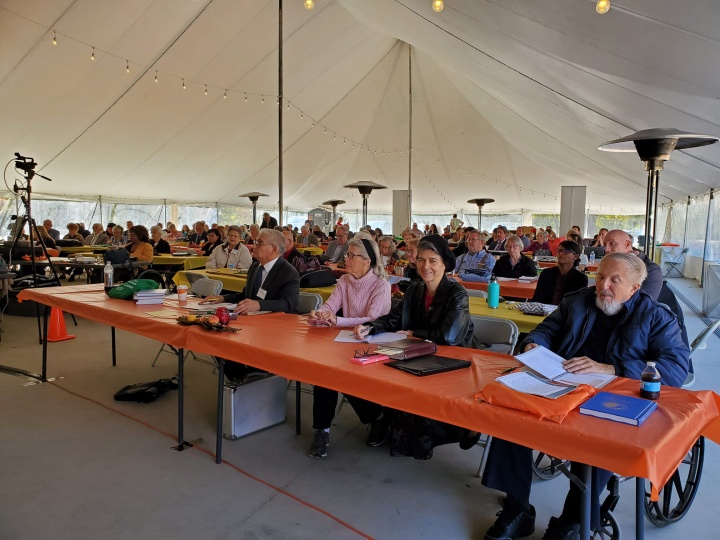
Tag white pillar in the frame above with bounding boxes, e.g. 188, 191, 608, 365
393, 190, 411, 236
560, 186, 587, 236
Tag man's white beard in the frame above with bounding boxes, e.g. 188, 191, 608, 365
596, 295, 623, 316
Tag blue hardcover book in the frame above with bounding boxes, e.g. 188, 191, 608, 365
579, 392, 657, 426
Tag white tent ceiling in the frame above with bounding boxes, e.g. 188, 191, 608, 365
1, 0, 719, 216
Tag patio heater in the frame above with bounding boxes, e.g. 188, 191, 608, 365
467, 198, 495, 231
599, 129, 718, 261
238, 192, 269, 225
322, 199, 346, 230
344, 181, 387, 227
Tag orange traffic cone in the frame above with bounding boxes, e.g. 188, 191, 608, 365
46, 308, 76, 342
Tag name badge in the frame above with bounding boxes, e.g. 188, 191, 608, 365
257, 288, 267, 300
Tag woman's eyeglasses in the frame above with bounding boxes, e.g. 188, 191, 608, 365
344, 252, 366, 260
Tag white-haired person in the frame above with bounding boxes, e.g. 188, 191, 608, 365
206, 226, 252, 270
307, 237, 391, 458
493, 235, 537, 279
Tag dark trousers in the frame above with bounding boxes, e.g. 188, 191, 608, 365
482, 438, 612, 529
312, 385, 382, 430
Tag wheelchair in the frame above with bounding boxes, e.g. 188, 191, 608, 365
532, 436, 705, 539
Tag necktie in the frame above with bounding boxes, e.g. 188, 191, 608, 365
252, 266, 264, 298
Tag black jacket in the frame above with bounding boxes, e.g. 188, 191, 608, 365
493, 254, 537, 279
151, 238, 171, 254
225, 257, 300, 313
531, 266, 588, 305
367, 276, 475, 347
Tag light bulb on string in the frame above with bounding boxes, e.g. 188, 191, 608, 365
300, 112, 303, 119
182, 79, 186, 90
432, 0, 444, 13
224, 90, 227, 99
52, 31, 57, 45
304, 0, 314, 10
204, 85, 208, 95
91, 47, 95, 61
154, 71, 158, 83
261, 96, 264, 104
244, 93, 248, 102
596, 0, 610, 14
126, 60, 130, 73
286, 102, 290, 110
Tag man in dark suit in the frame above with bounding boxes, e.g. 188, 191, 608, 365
297, 225, 319, 247
43, 219, 61, 241
203, 228, 300, 381
325, 226, 350, 262
260, 212, 279, 230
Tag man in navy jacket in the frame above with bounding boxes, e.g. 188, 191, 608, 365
481, 253, 689, 540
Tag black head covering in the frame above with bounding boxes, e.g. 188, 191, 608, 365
559, 240, 582, 255
418, 234, 455, 272
360, 238, 377, 266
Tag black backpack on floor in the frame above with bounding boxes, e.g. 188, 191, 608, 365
114, 377, 178, 403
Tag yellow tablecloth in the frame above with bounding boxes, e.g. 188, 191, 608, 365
299, 246, 324, 257
468, 297, 545, 333
173, 269, 335, 300
59, 245, 110, 255
152, 255, 208, 271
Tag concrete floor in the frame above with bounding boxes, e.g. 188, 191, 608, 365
0, 277, 718, 540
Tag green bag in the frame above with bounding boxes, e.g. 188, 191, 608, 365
107, 279, 160, 299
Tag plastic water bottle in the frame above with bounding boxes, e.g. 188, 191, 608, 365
487, 274, 500, 309
104, 262, 114, 293
589, 251, 596, 266
640, 361, 661, 400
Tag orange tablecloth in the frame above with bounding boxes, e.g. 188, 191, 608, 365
538, 261, 598, 272
454, 277, 538, 299
16, 285, 720, 492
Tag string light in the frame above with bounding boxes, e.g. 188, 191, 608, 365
596, 0, 610, 14
244, 93, 248, 102
182, 78, 186, 90
90, 47, 95, 61
261, 96, 264, 104
432, 0, 444, 13
126, 60, 130, 73
52, 31, 57, 45
204, 84, 208, 95
304, 0, 315, 10
154, 70, 158, 83
224, 89, 227, 99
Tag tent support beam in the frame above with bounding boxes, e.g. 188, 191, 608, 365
407, 43, 413, 228
277, 0, 284, 226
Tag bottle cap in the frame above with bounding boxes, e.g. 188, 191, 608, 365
647, 361, 656, 366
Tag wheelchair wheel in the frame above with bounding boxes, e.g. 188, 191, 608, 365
592, 510, 620, 540
644, 436, 704, 527
531, 451, 569, 480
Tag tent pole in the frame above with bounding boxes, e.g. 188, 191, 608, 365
277, 0, 284, 226
701, 189, 713, 287
99, 196, 103, 225
682, 196, 690, 247
407, 43, 413, 228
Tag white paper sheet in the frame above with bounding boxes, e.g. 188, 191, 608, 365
497, 372, 577, 399
515, 345, 616, 389
333, 330, 407, 344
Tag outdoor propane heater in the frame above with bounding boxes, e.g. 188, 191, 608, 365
344, 181, 387, 227
322, 199, 346, 229
467, 198, 495, 231
599, 129, 718, 260
238, 192, 269, 224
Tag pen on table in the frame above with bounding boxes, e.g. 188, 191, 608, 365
501, 366, 519, 374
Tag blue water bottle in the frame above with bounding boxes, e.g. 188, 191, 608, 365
487, 274, 500, 309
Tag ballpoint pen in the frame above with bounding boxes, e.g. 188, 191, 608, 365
501, 366, 519, 374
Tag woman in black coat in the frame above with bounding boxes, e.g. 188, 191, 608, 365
493, 235, 537, 278
354, 235, 479, 459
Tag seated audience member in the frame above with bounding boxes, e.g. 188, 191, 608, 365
37, 225, 57, 249
396, 229, 413, 251
43, 219, 61, 241
206, 226, 252, 270
516, 227, 531, 249
531, 241, 588, 305
109, 225, 127, 246
83, 223, 110, 246
216, 225, 227, 241
307, 238, 391, 458
326, 226, 350, 263
400, 238, 421, 288
378, 236, 401, 266
105, 223, 116, 237
63, 223, 84, 242
245, 224, 260, 245
591, 227, 608, 248
188, 222, 207, 246
528, 229, 551, 254
493, 235, 537, 278
312, 225, 327, 241
297, 225, 319, 247
125, 225, 154, 266
200, 228, 223, 256
442, 226, 452, 238
165, 223, 183, 240
149, 226, 171, 254
481, 253, 689, 540
77, 223, 91, 238
602, 229, 662, 300
353, 235, 479, 459
489, 226, 509, 251
411, 223, 422, 237
452, 226, 476, 257
124, 221, 134, 238
181, 224, 191, 239
238, 224, 248, 240
567, 232, 588, 270
571, 225, 582, 234
454, 230, 495, 282
428, 224, 439, 235
282, 230, 306, 263
203, 228, 300, 381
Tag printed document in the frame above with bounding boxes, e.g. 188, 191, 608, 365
515, 345, 615, 389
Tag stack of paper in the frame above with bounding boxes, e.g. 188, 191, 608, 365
134, 289, 167, 305
518, 275, 539, 283
514, 345, 616, 389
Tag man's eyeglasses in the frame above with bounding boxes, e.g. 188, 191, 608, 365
344, 252, 366, 260
354, 347, 378, 358
255, 240, 266, 246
